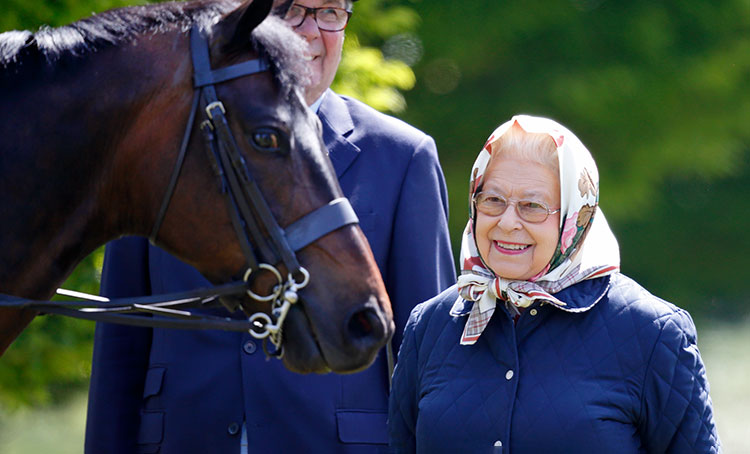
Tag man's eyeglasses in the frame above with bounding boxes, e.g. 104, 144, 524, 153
473, 192, 560, 223
283, 5, 353, 32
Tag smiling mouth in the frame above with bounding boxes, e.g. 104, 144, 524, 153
494, 241, 531, 254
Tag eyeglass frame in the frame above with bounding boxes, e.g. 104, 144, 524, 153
472, 191, 560, 224
283, 5, 353, 32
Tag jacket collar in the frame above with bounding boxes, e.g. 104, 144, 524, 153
551, 275, 611, 312
450, 275, 612, 317
317, 90, 360, 178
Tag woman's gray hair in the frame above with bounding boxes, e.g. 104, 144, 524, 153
488, 121, 559, 174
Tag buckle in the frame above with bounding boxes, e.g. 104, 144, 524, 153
205, 101, 226, 120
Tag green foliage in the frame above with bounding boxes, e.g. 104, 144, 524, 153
332, 0, 419, 112
0, 251, 102, 411
0, 0, 147, 30
399, 0, 750, 316
334, 35, 415, 112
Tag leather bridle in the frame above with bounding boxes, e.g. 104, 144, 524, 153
0, 25, 359, 356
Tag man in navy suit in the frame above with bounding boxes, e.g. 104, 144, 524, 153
85, 0, 455, 452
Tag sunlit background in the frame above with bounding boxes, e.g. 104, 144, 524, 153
2, 0, 748, 451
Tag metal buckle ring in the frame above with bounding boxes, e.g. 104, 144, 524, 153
199, 119, 214, 131
248, 312, 273, 339
243, 264, 283, 302
288, 267, 310, 290
205, 101, 226, 120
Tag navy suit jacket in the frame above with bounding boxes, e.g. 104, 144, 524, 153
85, 91, 456, 453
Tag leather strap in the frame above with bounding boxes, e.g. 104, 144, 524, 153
5, 26, 362, 334
285, 198, 359, 251
0, 282, 254, 331
193, 59, 269, 88
149, 91, 201, 243
191, 26, 302, 276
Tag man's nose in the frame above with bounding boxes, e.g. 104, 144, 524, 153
295, 11, 321, 40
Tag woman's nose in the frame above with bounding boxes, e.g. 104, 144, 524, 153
496, 204, 523, 231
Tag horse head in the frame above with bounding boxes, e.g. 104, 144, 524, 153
141, 0, 393, 373
0, 0, 393, 374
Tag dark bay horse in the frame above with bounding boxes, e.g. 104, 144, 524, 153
0, 0, 393, 374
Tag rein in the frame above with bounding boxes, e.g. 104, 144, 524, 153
0, 25, 359, 356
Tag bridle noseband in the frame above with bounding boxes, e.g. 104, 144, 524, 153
1, 25, 359, 357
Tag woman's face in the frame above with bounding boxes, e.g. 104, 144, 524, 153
475, 155, 561, 281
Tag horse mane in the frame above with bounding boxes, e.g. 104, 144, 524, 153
250, 17, 310, 100
0, 1, 223, 67
0, 0, 309, 95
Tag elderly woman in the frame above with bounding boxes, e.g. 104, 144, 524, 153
388, 115, 720, 453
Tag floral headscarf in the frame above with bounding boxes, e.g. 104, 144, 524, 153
452, 115, 620, 345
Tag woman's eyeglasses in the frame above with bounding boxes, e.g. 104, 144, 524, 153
283, 5, 353, 32
473, 192, 560, 223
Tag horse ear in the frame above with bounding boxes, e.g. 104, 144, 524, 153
224, 0, 273, 49
271, 0, 294, 17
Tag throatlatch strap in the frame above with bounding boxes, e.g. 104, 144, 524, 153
149, 91, 201, 244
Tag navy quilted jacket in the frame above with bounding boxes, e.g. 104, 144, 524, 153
389, 273, 720, 453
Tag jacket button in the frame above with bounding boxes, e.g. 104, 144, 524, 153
227, 422, 240, 435
505, 370, 514, 380
529, 308, 538, 316
243, 341, 257, 355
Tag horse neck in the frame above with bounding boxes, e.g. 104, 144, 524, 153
0, 31, 192, 299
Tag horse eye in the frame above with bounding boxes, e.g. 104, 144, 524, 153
251, 128, 283, 153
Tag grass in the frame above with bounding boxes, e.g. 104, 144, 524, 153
0, 392, 87, 453
697, 315, 750, 453
0, 316, 748, 452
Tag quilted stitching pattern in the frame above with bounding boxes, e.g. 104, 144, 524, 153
389, 274, 720, 453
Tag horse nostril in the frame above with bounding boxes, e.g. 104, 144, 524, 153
347, 307, 386, 342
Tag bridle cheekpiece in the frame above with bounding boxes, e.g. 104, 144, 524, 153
1, 25, 359, 358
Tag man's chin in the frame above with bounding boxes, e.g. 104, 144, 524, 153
304, 83, 326, 106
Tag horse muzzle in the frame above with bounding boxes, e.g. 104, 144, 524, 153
280, 293, 394, 374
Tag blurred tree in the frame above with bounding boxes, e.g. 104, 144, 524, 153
0, 0, 145, 31
398, 0, 750, 317
0, 252, 103, 410
0, 0, 418, 410
332, 0, 420, 112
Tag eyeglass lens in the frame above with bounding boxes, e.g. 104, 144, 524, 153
285, 5, 351, 31
474, 193, 553, 223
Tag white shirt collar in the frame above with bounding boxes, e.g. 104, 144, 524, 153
308, 90, 328, 114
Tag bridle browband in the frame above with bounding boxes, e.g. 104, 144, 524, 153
0, 25, 359, 356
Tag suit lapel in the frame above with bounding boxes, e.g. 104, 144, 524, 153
318, 91, 360, 178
